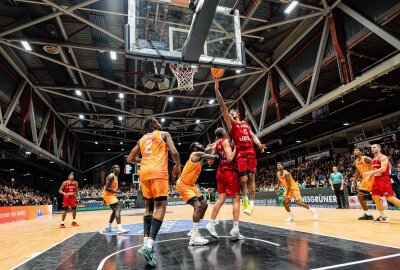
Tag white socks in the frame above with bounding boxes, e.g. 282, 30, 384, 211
117, 224, 122, 230
249, 201, 254, 207
364, 210, 371, 216
210, 219, 218, 225
288, 212, 294, 217
233, 221, 239, 229
380, 211, 386, 218
147, 238, 154, 248
143, 236, 148, 246
192, 222, 199, 234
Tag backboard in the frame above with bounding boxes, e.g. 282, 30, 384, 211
125, 0, 246, 69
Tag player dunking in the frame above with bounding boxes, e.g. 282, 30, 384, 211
214, 79, 266, 215
177, 142, 217, 246
58, 172, 79, 228
205, 128, 243, 240
127, 118, 181, 266
276, 163, 317, 222
102, 165, 129, 234
353, 148, 374, 220
364, 144, 400, 223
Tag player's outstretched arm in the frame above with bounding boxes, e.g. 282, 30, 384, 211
222, 139, 236, 162
163, 132, 181, 178
208, 145, 217, 165
214, 78, 233, 131
126, 139, 141, 164
58, 182, 66, 196
249, 130, 266, 153
191, 152, 217, 162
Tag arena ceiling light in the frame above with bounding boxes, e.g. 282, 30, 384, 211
161, 118, 166, 123
208, 99, 215, 105
168, 96, 174, 102
118, 93, 124, 99
49, 161, 54, 164
196, 119, 200, 124
120, 142, 123, 145
343, 122, 350, 126
284, 1, 298, 14
79, 114, 84, 119
10, 168, 14, 171
267, 151, 271, 154
75, 90, 82, 96
108, 148, 111, 151
236, 70, 242, 74
21, 41, 32, 51
296, 140, 302, 143
122, 148, 125, 151
110, 51, 117, 60
25, 151, 31, 155
178, 142, 182, 146
118, 116, 123, 121
95, 141, 98, 144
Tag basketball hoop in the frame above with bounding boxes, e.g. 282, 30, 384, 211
169, 64, 198, 91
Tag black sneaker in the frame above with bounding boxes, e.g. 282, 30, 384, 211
358, 214, 374, 220
373, 216, 389, 223
336, 206, 343, 209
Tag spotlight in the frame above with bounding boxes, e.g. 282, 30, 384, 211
284, 1, 298, 14
120, 142, 123, 145
196, 119, 200, 124
79, 114, 84, 119
296, 140, 302, 143
25, 151, 31, 155
118, 116, 123, 121
21, 41, 32, 51
168, 96, 174, 102
208, 99, 215, 105
95, 141, 98, 144
343, 122, 350, 126
75, 90, 82, 96
118, 93, 124, 99
110, 51, 117, 60
161, 118, 166, 123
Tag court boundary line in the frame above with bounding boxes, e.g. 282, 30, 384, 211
310, 253, 400, 269
10, 233, 77, 270
244, 220, 400, 250
96, 235, 280, 270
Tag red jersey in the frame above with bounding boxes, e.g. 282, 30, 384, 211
230, 120, 253, 150
216, 139, 236, 171
63, 180, 77, 197
371, 155, 390, 178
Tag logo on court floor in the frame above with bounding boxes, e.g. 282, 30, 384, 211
99, 220, 207, 236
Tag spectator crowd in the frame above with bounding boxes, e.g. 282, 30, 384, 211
0, 180, 52, 207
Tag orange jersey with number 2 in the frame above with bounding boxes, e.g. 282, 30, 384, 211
139, 130, 169, 181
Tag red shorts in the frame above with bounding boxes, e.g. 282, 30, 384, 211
63, 196, 77, 208
371, 176, 394, 197
216, 170, 240, 197
236, 148, 257, 174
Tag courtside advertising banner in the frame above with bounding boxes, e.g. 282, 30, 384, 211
0, 205, 52, 224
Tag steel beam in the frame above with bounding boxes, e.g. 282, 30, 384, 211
152, 102, 232, 117
57, 127, 67, 158
41, 0, 124, 43
70, 139, 77, 165
329, 9, 351, 84
307, 17, 330, 105
73, 129, 137, 142
269, 69, 282, 121
3, 81, 27, 126
241, 98, 259, 131
60, 113, 212, 121
0, 0, 99, 37
259, 79, 270, 132
29, 100, 38, 145
19, 86, 32, 137
321, 0, 329, 9
338, 3, 400, 50
0, 104, 3, 125
245, 48, 268, 69
38, 110, 50, 146
275, 65, 306, 107
257, 52, 400, 138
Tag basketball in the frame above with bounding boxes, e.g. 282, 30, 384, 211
211, 68, 225, 79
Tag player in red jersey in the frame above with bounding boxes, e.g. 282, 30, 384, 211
364, 144, 400, 223
205, 128, 243, 240
58, 172, 79, 228
214, 79, 266, 215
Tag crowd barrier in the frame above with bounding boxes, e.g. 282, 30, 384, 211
0, 205, 52, 224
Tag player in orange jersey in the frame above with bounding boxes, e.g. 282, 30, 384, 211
58, 172, 79, 228
353, 148, 374, 220
177, 142, 217, 246
102, 165, 129, 234
126, 118, 181, 266
276, 162, 317, 222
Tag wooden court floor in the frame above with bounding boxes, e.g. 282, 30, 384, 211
1, 206, 400, 269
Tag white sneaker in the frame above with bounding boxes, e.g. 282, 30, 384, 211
116, 228, 129, 234
230, 227, 244, 240
310, 208, 318, 220
205, 223, 219, 239
104, 226, 113, 232
285, 215, 295, 222
189, 233, 209, 246
187, 229, 194, 237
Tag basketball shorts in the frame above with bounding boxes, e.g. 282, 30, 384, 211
371, 177, 394, 197
63, 196, 77, 208
216, 170, 240, 197
176, 179, 202, 203
103, 195, 118, 206
284, 189, 302, 201
236, 148, 257, 174
140, 178, 168, 200
359, 176, 375, 193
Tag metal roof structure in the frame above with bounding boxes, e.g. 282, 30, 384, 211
0, 0, 399, 174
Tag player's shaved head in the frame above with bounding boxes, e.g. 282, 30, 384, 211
215, 127, 226, 139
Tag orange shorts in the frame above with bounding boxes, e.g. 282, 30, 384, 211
176, 179, 202, 204
359, 176, 375, 193
103, 195, 118, 206
285, 189, 302, 201
140, 179, 169, 200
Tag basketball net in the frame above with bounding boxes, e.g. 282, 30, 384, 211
169, 64, 198, 91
